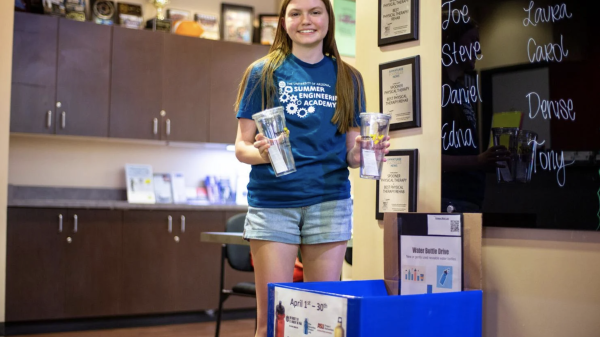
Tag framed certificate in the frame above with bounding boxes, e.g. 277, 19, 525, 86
376, 149, 418, 220
378, 0, 419, 46
379, 55, 421, 130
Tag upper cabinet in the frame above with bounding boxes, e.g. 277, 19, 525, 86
10, 12, 269, 144
162, 34, 213, 143
11, 12, 111, 136
110, 27, 164, 140
11, 13, 58, 134
55, 19, 111, 137
209, 42, 270, 144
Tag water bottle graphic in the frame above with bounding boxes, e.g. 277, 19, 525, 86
334, 317, 345, 337
304, 318, 309, 334
275, 301, 285, 337
440, 269, 449, 286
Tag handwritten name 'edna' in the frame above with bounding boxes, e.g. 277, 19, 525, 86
523, 1, 572, 27
442, 122, 477, 150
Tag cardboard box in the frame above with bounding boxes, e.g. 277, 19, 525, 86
268, 280, 482, 337
384, 213, 482, 295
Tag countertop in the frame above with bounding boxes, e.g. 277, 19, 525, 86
7, 185, 248, 211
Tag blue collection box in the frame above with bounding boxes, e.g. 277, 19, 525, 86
268, 279, 482, 337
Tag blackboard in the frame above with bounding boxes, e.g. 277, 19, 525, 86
440, 0, 600, 231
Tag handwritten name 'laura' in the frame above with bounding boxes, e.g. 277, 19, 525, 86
523, 1, 572, 27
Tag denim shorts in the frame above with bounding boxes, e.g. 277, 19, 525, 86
243, 198, 353, 245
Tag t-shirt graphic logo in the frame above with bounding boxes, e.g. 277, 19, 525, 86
279, 81, 315, 118
278, 81, 336, 119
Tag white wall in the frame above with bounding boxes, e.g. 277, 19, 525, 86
352, 0, 442, 281
0, 0, 14, 327
352, 2, 600, 337
9, 135, 243, 189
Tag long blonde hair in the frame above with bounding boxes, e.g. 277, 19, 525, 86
234, 0, 364, 134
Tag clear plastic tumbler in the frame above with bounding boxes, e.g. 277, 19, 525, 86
359, 113, 391, 179
491, 127, 519, 183
252, 107, 296, 177
515, 130, 538, 183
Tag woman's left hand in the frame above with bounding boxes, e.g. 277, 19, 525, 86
347, 135, 391, 168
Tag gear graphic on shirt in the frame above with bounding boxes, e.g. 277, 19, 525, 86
279, 87, 284, 95
285, 86, 293, 93
290, 95, 298, 103
308, 106, 316, 113
286, 103, 298, 115
280, 92, 291, 103
297, 108, 309, 118
296, 100, 302, 105
279, 81, 286, 88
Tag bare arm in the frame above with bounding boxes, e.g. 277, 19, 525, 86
345, 128, 361, 168
235, 118, 271, 165
346, 127, 391, 169
442, 146, 511, 172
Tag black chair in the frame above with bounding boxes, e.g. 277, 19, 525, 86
215, 213, 256, 337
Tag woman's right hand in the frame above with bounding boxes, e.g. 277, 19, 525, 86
254, 133, 271, 163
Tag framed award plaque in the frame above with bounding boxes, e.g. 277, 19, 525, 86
376, 149, 418, 220
378, 0, 419, 46
379, 55, 421, 130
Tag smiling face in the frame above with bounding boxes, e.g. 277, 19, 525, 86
283, 0, 329, 51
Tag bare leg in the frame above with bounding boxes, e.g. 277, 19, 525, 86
300, 241, 348, 282
250, 240, 298, 337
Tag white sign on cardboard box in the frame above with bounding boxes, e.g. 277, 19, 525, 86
273, 287, 347, 336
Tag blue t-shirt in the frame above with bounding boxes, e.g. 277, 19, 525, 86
236, 54, 363, 208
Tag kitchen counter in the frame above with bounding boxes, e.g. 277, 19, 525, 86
7, 185, 247, 211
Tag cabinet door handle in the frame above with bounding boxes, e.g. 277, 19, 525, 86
166, 119, 171, 136
180, 215, 185, 233
168, 215, 172, 233
153, 118, 158, 135
47, 110, 52, 128
61, 111, 66, 129
73, 214, 78, 233
58, 214, 63, 233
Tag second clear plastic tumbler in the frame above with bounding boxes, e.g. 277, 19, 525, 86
359, 112, 391, 179
252, 107, 296, 177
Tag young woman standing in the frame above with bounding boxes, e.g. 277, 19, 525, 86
234, 1, 389, 336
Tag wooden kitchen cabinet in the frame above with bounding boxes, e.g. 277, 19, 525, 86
6, 208, 122, 321
10, 12, 58, 134
55, 19, 112, 137
174, 211, 255, 311
64, 209, 122, 318
121, 210, 255, 315
110, 26, 164, 140
6, 208, 66, 321
120, 210, 178, 314
10, 12, 111, 137
174, 211, 224, 311
11, 12, 269, 144
6, 207, 253, 321
162, 34, 212, 143
209, 42, 269, 144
